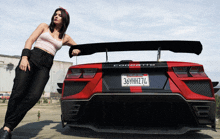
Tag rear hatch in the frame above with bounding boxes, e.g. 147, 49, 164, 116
102, 61, 171, 93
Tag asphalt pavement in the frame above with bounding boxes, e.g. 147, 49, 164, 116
0, 102, 219, 139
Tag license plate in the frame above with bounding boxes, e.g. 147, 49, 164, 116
121, 73, 150, 87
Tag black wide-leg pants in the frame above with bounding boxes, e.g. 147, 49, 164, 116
3, 48, 54, 131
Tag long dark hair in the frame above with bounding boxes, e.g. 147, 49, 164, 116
49, 8, 70, 39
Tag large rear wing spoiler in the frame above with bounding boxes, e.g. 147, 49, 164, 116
69, 40, 202, 60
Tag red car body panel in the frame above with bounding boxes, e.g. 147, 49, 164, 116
167, 61, 215, 101
61, 61, 215, 101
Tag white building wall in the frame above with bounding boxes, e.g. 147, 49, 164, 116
0, 54, 72, 94
47, 60, 73, 93
0, 55, 19, 92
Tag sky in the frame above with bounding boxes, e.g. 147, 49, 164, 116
0, 0, 219, 82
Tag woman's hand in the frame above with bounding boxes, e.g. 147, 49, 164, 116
19, 56, 31, 71
72, 49, 81, 56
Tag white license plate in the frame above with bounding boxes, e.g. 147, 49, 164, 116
121, 73, 150, 87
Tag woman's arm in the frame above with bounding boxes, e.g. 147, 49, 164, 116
63, 34, 80, 56
63, 34, 77, 46
24, 23, 47, 49
20, 23, 47, 71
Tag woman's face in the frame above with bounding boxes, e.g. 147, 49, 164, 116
53, 10, 62, 25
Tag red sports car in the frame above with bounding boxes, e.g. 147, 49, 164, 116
58, 41, 218, 134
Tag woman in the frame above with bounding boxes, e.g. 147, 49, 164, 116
0, 7, 80, 139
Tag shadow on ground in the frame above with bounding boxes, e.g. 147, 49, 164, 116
12, 120, 58, 139
52, 123, 214, 139
11, 120, 216, 139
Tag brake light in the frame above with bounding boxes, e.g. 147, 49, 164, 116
66, 69, 82, 78
83, 68, 97, 78
173, 66, 207, 78
173, 67, 189, 78
189, 66, 207, 77
66, 68, 97, 79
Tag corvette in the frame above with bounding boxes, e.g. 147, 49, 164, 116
57, 41, 219, 134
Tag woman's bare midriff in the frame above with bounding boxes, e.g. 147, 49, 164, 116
35, 46, 54, 56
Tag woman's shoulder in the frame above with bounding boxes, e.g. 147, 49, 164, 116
39, 23, 49, 27
37, 23, 49, 30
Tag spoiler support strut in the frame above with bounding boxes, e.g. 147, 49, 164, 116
106, 48, 108, 62
157, 47, 161, 61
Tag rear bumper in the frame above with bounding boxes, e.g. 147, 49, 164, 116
66, 124, 215, 135
61, 93, 216, 134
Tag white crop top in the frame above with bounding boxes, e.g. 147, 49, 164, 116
34, 29, 63, 55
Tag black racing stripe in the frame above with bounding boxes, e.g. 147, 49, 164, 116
102, 62, 130, 92
163, 78, 171, 91
140, 62, 168, 92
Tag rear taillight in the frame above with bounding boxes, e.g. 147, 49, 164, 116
66, 69, 82, 78
189, 66, 207, 77
173, 66, 207, 78
173, 67, 189, 78
83, 68, 97, 78
66, 68, 97, 79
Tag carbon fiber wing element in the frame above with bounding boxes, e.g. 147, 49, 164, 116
69, 40, 202, 58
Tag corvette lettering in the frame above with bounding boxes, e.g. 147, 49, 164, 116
114, 64, 156, 67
